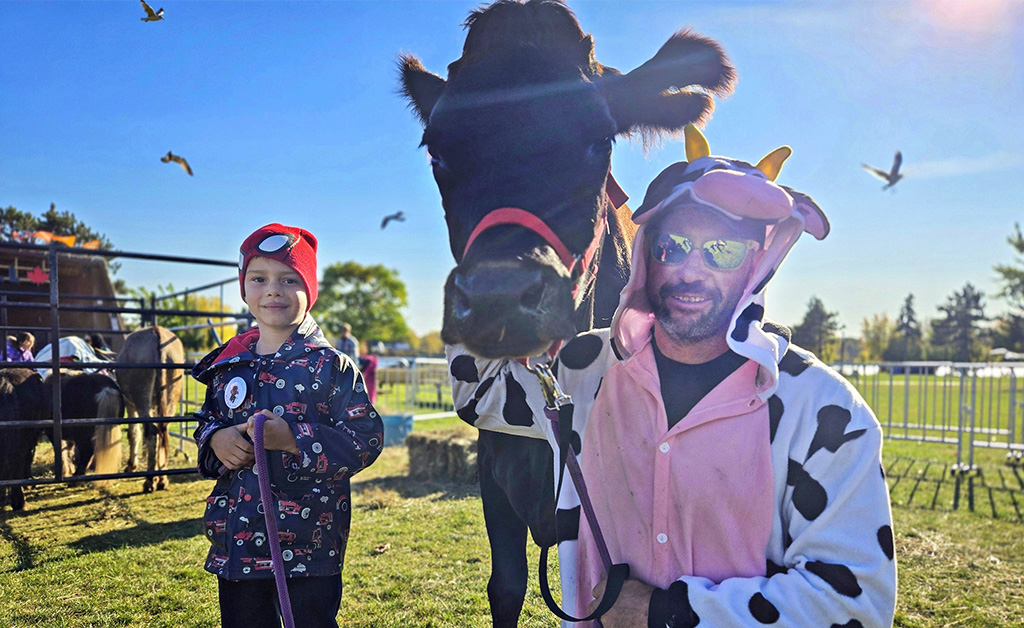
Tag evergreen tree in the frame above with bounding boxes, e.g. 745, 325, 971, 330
931, 283, 987, 361
884, 294, 924, 361
792, 296, 840, 359
992, 223, 1024, 352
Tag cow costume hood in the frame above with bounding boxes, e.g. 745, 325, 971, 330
611, 125, 829, 399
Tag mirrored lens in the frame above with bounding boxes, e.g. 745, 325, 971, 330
257, 234, 292, 253
650, 233, 693, 263
701, 239, 749, 270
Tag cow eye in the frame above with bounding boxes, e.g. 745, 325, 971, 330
427, 147, 447, 171
586, 136, 613, 161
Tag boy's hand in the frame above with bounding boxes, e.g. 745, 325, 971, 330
247, 410, 300, 456
209, 423, 255, 470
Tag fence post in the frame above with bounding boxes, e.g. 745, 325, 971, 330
48, 245, 64, 482
968, 368, 978, 470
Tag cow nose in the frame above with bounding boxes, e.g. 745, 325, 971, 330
452, 263, 546, 322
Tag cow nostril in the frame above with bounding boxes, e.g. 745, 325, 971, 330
453, 286, 471, 320
520, 282, 545, 312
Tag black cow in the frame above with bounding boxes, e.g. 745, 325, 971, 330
0, 368, 48, 511
400, 1, 735, 624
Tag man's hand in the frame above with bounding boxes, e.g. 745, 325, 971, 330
209, 423, 254, 470
247, 410, 299, 455
589, 576, 654, 627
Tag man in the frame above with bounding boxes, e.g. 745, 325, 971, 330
448, 126, 896, 627
336, 323, 359, 362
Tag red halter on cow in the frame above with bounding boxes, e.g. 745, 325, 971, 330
400, 1, 735, 625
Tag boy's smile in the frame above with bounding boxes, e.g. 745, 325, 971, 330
243, 256, 309, 340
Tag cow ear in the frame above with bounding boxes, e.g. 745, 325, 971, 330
602, 30, 735, 138
399, 54, 446, 125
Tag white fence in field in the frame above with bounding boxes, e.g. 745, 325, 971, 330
834, 361, 1024, 468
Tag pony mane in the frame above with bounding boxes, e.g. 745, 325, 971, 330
449, 0, 597, 76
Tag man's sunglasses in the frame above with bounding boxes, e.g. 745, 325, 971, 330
649, 233, 760, 270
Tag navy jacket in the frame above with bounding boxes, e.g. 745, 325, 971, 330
193, 315, 383, 580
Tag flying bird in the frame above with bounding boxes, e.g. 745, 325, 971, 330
139, 0, 164, 22
380, 211, 406, 229
861, 151, 903, 190
161, 151, 193, 176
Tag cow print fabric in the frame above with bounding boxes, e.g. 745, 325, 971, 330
807, 405, 866, 459
805, 561, 862, 597
748, 592, 780, 624
787, 459, 827, 521
502, 375, 534, 427
560, 333, 603, 370
649, 581, 700, 628
877, 525, 894, 560
730, 303, 764, 343
450, 354, 479, 383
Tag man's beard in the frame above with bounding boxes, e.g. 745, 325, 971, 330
650, 281, 736, 344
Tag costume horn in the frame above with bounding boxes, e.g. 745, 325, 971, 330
755, 146, 793, 182
684, 124, 710, 161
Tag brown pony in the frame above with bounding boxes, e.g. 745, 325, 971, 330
116, 326, 184, 493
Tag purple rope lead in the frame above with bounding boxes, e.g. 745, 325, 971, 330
253, 411, 296, 628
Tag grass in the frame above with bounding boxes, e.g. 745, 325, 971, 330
2, 417, 1023, 627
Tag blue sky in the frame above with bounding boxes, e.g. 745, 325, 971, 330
2, 0, 1023, 337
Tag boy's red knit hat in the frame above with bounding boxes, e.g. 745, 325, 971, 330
238, 223, 318, 311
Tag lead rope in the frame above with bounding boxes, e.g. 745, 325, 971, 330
527, 362, 629, 625
253, 411, 296, 628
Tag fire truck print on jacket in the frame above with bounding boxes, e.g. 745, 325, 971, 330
194, 315, 383, 580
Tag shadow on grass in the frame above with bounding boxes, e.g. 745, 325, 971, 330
68, 516, 203, 554
353, 474, 480, 502
0, 519, 35, 572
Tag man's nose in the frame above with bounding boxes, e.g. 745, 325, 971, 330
677, 248, 708, 281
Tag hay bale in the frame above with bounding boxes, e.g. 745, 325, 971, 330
406, 430, 477, 483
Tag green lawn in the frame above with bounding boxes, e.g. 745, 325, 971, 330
2, 418, 1023, 627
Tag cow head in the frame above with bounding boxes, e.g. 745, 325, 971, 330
401, 0, 734, 359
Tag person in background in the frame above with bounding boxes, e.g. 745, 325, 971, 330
336, 323, 359, 362
4, 331, 35, 363
358, 354, 378, 404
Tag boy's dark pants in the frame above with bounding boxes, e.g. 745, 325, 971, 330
218, 575, 342, 628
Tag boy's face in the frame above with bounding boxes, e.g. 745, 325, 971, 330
243, 256, 308, 334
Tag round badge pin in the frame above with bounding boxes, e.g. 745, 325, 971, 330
225, 376, 247, 409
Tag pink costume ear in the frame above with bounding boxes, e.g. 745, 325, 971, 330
782, 186, 830, 240
691, 170, 794, 222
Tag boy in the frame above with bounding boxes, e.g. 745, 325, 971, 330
193, 223, 383, 628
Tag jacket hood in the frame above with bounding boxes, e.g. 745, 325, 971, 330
612, 126, 829, 399
193, 314, 332, 383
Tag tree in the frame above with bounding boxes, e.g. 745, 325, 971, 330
312, 262, 411, 345
792, 296, 840, 359
860, 313, 894, 362
992, 223, 1024, 352
884, 294, 925, 361
930, 282, 987, 361
415, 330, 444, 356
1, 203, 113, 249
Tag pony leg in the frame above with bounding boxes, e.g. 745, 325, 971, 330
126, 417, 141, 473
479, 459, 529, 628
143, 425, 156, 493
154, 423, 169, 490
